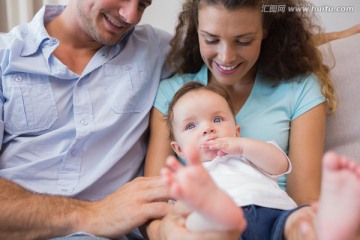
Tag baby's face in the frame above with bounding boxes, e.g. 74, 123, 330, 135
171, 89, 238, 161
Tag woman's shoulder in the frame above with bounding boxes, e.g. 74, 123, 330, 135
155, 66, 208, 114
258, 72, 319, 85
158, 65, 208, 92
288, 73, 320, 85
256, 73, 320, 94
253, 73, 323, 116
285, 73, 322, 98
159, 73, 197, 90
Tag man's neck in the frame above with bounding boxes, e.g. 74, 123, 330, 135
44, 7, 102, 75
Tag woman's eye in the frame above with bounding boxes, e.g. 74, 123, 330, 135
214, 117, 222, 123
238, 41, 252, 46
204, 39, 218, 44
186, 123, 196, 130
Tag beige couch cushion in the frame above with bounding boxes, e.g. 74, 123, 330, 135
322, 34, 360, 162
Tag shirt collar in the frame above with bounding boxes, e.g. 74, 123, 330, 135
21, 5, 65, 57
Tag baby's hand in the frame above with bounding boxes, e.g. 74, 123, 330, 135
201, 137, 243, 156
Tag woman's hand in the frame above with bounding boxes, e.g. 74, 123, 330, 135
158, 201, 242, 240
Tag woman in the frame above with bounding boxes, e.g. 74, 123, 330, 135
145, 0, 336, 238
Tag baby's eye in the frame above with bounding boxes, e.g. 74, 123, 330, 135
186, 123, 196, 130
213, 117, 223, 123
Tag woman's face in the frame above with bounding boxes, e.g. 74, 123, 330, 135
198, 5, 264, 85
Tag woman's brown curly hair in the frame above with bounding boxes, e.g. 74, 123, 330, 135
167, 0, 336, 113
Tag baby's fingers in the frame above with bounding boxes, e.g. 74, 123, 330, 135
203, 139, 229, 151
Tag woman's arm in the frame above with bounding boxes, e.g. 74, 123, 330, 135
287, 104, 326, 205
143, 107, 174, 239
144, 107, 174, 176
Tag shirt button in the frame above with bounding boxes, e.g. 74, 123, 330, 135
124, 65, 132, 70
71, 149, 77, 156
80, 119, 88, 125
21, 29, 28, 37
48, 38, 58, 46
15, 75, 22, 82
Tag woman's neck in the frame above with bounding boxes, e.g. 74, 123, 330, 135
209, 66, 257, 114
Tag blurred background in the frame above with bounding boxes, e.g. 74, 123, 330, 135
0, 0, 68, 32
0, 0, 359, 34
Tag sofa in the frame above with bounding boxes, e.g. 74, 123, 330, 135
0, 32, 358, 163
322, 33, 360, 162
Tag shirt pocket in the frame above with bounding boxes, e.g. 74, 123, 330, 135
3, 73, 58, 135
103, 63, 151, 114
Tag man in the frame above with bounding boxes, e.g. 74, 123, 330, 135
0, 0, 173, 238
0, 1, 243, 239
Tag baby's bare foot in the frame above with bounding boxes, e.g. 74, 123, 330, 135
316, 152, 360, 240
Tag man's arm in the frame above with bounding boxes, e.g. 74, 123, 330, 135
0, 178, 88, 239
0, 176, 170, 239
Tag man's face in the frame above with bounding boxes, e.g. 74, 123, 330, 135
76, 0, 152, 45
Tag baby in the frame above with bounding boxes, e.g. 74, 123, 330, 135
162, 82, 360, 240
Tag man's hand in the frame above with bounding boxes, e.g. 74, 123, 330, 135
86, 176, 171, 238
